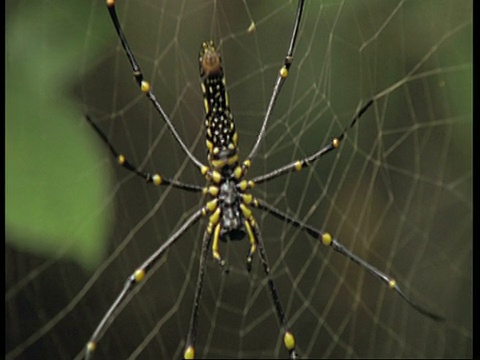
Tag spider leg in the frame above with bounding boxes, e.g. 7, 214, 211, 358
105, 0, 206, 171
254, 198, 445, 322
183, 231, 212, 360
85, 116, 203, 193
251, 220, 298, 359
251, 99, 374, 185
246, 0, 306, 165
85, 208, 204, 359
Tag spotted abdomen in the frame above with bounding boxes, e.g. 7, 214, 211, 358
199, 41, 239, 170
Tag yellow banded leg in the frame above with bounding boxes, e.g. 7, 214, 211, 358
244, 220, 257, 272
211, 224, 225, 268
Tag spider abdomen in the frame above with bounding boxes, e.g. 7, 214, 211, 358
199, 41, 239, 170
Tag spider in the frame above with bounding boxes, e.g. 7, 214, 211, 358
85, 0, 443, 358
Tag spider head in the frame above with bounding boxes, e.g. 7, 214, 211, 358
199, 41, 222, 78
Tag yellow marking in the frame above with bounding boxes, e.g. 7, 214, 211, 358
233, 131, 238, 145
228, 142, 235, 150
184, 346, 195, 359
87, 341, 96, 352
388, 279, 397, 289
211, 158, 226, 168
238, 180, 255, 191
321, 233, 332, 246
203, 97, 209, 114
240, 203, 252, 219
211, 154, 237, 169
140, 80, 150, 93
225, 89, 229, 107
284, 331, 295, 351
106, 0, 114, 7
234, 166, 243, 179
152, 174, 162, 186
207, 186, 219, 197
211, 170, 222, 183
212, 224, 222, 261
213, 147, 220, 155
206, 199, 218, 212
332, 138, 340, 148
134, 269, 145, 282
294, 160, 302, 171
228, 154, 239, 164
238, 180, 248, 191
209, 207, 221, 225
280, 66, 289, 78
243, 159, 251, 169
244, 220, 256, 255
242, 193, 253, 204
206, 140, 214, 152
200, 165, 209, 176
247, 21, 256, 33
117, 154, 126, 165
207, 222, 213, 234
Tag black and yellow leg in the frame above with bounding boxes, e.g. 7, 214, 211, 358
85, 116, 203, 193
85, 209, 204, 360
240, 200, 259, 271
184, 231, 212, 360
105, 0, 206, 171
243, 219, 257, 272
250, 99, 375, 186
211, 223, 226, 268
249, 220, 298, 359
255, 197, 444, 322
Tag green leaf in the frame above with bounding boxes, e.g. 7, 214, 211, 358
6, 1, 114, 270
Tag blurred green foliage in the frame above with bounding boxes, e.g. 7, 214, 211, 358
6, 1, 114, 270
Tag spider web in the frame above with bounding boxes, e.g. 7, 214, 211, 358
6, 0, 472, 359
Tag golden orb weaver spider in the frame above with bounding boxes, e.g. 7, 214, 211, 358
85, 0, 444, 358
